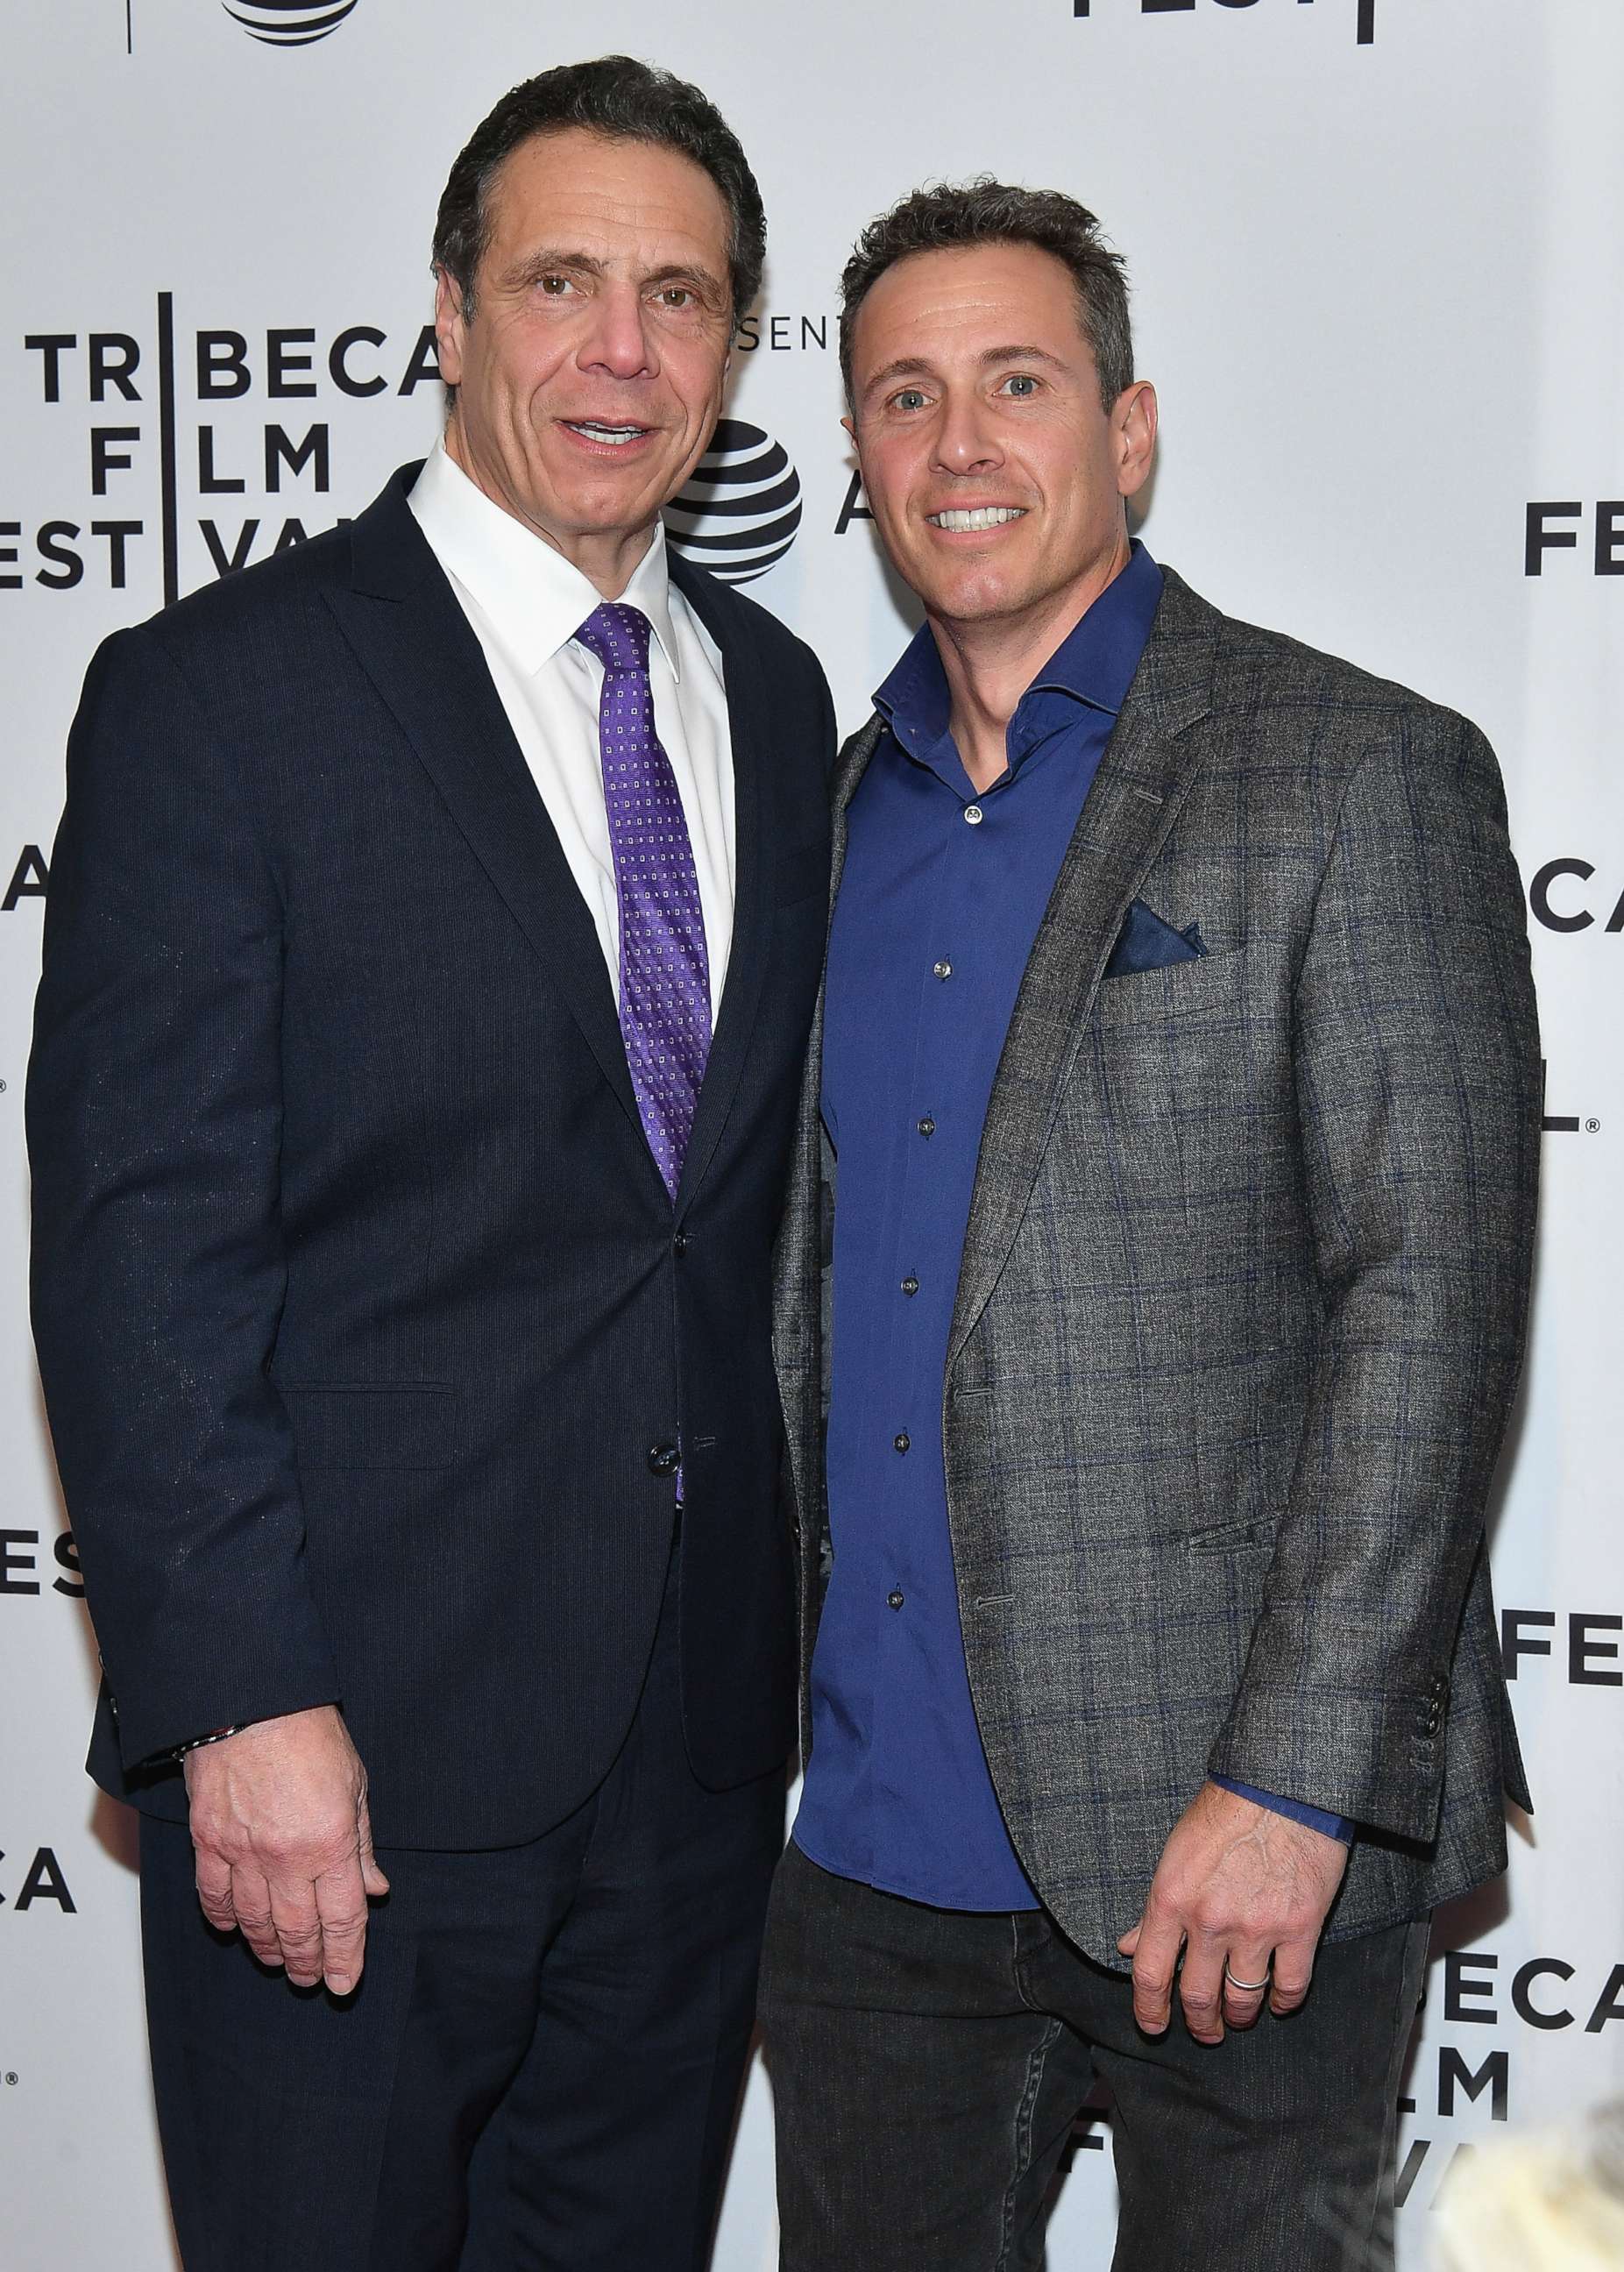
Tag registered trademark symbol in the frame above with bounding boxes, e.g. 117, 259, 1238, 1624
1586, 1118, 1601, 1133
4, 2072, 18, 2086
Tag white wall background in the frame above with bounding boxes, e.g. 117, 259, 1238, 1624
2, 3, 1620, 2266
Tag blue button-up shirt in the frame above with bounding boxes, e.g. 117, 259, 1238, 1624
793, 545, 1345, 1913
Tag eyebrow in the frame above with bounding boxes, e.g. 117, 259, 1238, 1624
860, 342, 1070, 404
498, 248, 728, 301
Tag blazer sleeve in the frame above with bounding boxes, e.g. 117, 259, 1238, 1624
27, 625, 341, 1768
1207, 708, 1540, 1841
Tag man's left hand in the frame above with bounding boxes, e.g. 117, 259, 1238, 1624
1116, 1781, 1350, 2043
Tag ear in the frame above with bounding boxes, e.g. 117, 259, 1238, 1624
840, 412, 857, 447
434, 268, 468, 393
1114, 380, 1159, 501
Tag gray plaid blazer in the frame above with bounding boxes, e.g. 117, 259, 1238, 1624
771, 566, 1539, 1966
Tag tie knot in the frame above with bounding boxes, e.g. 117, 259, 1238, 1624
574, 600, 653, 677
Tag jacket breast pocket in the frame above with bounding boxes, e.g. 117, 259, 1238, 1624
274, 1383, 458, 1470
1092, 947, 1248, 1027
1086, 947, 1255, 1131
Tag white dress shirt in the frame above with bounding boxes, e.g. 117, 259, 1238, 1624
408, 440, 734, 1016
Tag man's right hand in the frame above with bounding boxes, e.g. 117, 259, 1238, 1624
183, 1703, 389, 1994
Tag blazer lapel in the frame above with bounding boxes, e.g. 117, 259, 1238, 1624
667, 554, 771, 1215
795, 714, 885, 1263
774, 711, 884, 1342
828, 718, 885, 900
773, 714, 883, 1693
328, 468, 649, 1162
947, 568, 1223, 1373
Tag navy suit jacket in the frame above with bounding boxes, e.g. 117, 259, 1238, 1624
28, 463, 834, 1848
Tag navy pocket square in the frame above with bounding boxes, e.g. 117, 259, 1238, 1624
1103, 898, 1208, 979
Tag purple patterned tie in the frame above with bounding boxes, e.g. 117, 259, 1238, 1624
575, 600, 713, 1199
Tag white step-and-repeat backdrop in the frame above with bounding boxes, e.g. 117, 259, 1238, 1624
2, 4, 1620, 2266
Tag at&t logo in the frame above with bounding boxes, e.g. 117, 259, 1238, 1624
223, 0, 362, 45
665, 419, 803, 586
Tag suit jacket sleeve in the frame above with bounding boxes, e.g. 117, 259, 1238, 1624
27, 625, 340, 1767
1207, 709, 1539, 1842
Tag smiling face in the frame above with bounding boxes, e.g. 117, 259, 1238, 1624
435, 126, 735, 591
845, 240, 1157, 639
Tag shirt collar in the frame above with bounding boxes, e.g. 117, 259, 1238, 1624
408, 438, 683, 682
873, 538, 1163, 756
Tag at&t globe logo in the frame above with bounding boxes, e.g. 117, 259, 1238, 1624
665, 419, 803, 585
223, 0, 361, 45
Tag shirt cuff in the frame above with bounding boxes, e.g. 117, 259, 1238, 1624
1210, 1776, 1354, 1843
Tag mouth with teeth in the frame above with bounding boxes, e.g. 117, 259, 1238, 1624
925, 505, 1027, 533
562, 419, 655, 451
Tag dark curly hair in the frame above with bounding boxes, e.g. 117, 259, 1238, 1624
840, 179, 1133, 412
433, 55, 766, 321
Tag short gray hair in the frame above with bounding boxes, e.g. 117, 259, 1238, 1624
434, 56, 766, 323
840, 179, 1133, 413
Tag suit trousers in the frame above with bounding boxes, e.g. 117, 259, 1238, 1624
758, 1841, 1429, 2272
137, 1545, 785, 2272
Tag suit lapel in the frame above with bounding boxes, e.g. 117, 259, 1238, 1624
329, 469, 649, 1166
668, 554, 769, 1216
947, 569, 1223, 1372
329, 472, 808, 1214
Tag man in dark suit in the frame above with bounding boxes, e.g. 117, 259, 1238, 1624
28, 57, 832, 2272
760, 181, 1538, 2270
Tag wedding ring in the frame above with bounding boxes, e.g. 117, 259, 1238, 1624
1223, 1963, 1272, 1994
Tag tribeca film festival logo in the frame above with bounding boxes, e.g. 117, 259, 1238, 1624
1056, 1938, 1624, 2225
664, 419, 804, 586
0, 1847, 77, 1923
0, 1533, 89, 1940
1073, 0, 1377, 48
1528, 865, 1616, 1136
1, 1526, 83, 1601
2, 316, 814, 609
1525, 500, 1624, 579
3, 307, 444, 607
1540, 1061, 1601, 1140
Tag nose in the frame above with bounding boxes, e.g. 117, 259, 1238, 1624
578, 280, 658, 383
933, 389, 1003, 479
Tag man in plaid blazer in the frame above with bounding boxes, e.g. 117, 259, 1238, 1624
759, 181, 1539, 2271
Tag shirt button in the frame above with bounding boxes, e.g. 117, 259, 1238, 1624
901, 1276, 919, 1296
933, 960, 953, 980
887, 1589, 904, 1610
893, 1431, 911, 1454
964, 804, 984, 827
917, 1116, 935, 1138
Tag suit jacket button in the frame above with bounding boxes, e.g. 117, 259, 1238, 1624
648, 1443, 681, 1477
672, 1232, 689, 1255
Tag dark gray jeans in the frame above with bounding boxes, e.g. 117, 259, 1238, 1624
758, 1840, 1428, 2272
